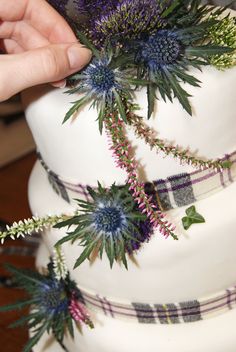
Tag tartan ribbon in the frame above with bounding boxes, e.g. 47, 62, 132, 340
78, 284, 236, 324
38, 150, 236, 211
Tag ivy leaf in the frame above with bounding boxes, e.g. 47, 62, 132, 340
182, 205, 205, 230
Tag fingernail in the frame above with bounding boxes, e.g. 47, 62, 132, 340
67, 44, 92, 70
51, 79, 66, 88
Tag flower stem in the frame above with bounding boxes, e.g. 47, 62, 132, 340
0, 214, 71, 244
127, 109, 231, 171
105, 112, 177, 240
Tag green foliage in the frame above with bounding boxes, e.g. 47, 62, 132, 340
182, 205, 205, 230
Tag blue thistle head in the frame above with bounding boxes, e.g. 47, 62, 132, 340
55, 184, 152, 268
66, 49, 133, 132
137, 30, 182, 71
38, 280, 69, 315
92, 200, 127, 237
85, 61, 116, 96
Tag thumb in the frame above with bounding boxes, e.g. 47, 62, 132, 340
0, 43, 91, 101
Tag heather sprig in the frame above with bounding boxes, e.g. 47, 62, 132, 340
55, 183, 153, 269
0, 261, 93, 352
127, 107, 232, 171
52, 246, 69, 281
0, 215, 69, 245
105, 112, 177, 240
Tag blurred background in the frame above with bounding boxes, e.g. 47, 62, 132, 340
0, 1, 235, 351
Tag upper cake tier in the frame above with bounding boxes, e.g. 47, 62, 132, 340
22, 65, 236, 185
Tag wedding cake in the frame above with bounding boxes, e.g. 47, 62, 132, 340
1, 2, 236, 352
23, 62, 236, 351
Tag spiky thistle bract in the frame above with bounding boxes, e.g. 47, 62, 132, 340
55, 183, 153, 269
134, 4, 234, 116
64, 32, 147, 133
0, 261, 93, 352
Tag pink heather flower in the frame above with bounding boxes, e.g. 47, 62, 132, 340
69, 298, 93, 328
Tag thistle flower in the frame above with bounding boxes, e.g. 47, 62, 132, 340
64, 37, 138, 132
37, 280, 69, 315
90, 0, 166, 47
138, 30, 182, 71
135, 25, 233, 116
47, 0, 69, 16
55, 183, 152, 269
73, 0, 119, 17
209, 15, 236, 69
0, 262, 93, 352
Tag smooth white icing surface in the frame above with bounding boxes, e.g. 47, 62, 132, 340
29, 161, 236, 303
22, 65, 236, 184
33, 308, 236, 352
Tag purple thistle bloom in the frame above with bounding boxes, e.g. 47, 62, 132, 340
89, 0, 166, 47
128, 219, 154, 253
47, 0, 69, 16
73, 0, 120, 17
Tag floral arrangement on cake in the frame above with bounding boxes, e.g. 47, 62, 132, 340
0, 2, 236, 350
1, 0, 236, 266
0, 258, 93, 352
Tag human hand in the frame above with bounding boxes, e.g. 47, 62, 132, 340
0, 0, 91, 101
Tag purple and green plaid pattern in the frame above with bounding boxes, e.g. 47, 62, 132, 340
38, 150, 236, 211
78, 284, 236, 324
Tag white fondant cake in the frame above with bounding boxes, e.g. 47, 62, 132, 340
22, 64, 236, 351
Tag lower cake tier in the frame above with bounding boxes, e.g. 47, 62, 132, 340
33, 242, 236, 352
29, 161, 236, 303
29, 161, 236, 351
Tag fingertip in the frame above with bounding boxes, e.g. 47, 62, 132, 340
67, 44, 92, 70
51, 79, 66, 88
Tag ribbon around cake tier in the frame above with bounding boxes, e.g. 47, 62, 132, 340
37, 150, 236, 211
76, 283, 236, 324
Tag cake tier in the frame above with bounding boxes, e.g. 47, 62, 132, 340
22, 65, 236, 184
29, 160, 236, 303
33, 241, 236, 352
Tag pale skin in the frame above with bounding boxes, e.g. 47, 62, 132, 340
0, 0, 91, 101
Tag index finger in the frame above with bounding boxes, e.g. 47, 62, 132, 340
0, 0, 77, 44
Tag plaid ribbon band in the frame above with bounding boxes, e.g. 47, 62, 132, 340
38, 151, 236, 211
79, 284, 236, 324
